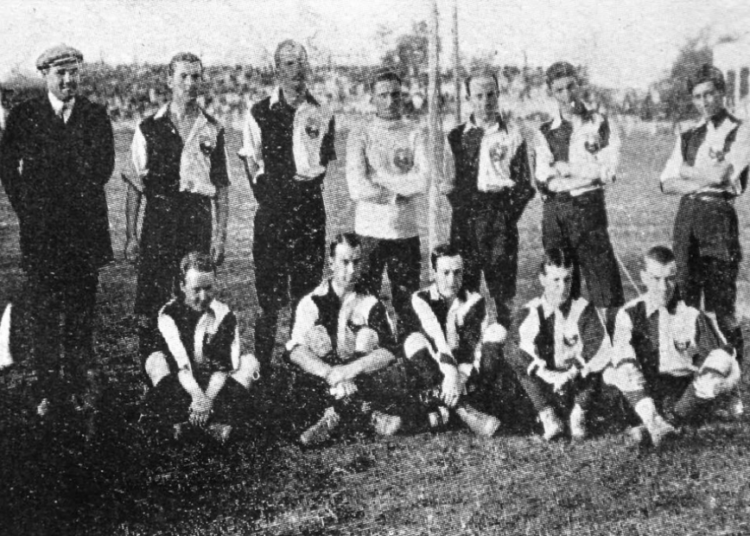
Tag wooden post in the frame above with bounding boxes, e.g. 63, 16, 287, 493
426, 0, 452, 251
453, 0, 461, 123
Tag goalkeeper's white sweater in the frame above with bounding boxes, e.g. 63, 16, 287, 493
346, 116, 429, 240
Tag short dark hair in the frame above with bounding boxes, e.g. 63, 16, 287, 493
431, 243, 462, 270
642, 245, 675, 269
370, 69, 402, 92
168, 52, 203, 77
329, 233, 361, 258
179, 251, 215, 282
464, 68, 499, 97
545, 61, 578, 88
688, 64, 726, 94
274, 39, 308, 68
539, 247, 574, 275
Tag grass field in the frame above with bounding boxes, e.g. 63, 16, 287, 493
1, 117, 750, 535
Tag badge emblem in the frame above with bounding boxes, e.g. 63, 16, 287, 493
394, 148, 414, 173
305, 117, 321, 139
584, 133, 602, 154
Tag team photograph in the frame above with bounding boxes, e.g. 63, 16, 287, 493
1, 0, 750, 534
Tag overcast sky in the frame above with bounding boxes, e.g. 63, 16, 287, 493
2, 0, 749, 89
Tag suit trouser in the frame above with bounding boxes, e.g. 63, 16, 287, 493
542, 190, 624, 309
253, 200, 326, 367
26, 268, 99, 400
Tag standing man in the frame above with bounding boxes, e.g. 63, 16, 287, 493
659, 65, 748, 388
0, 45, 115, 420
124, 52, 230, 363
535, 61, 623, 330
446, 68, 535, 328
346, 70, 429, 337
239, 40, 336, 368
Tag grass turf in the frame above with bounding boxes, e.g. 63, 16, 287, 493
0, 118, 749, 535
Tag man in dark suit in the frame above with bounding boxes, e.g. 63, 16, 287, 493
0, 44, 115, 422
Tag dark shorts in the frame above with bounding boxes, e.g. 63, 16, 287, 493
673, 195, 740, 317
542, 189, 624, 308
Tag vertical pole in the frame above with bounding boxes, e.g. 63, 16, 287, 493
426, 0, 452, 251
453, 0, 461, 123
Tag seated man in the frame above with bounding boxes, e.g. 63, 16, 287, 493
142, 252, 260, 443
288, 233, 405, 446
401, 244, 505, 437
611, 246, 741, 447
507, 248, 613, 441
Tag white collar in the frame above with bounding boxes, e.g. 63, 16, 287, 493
48, 91, 74, 114
154, 102, 206, 120
270, 85, 316, 107
465, 114, 503, 134
549, 102, 594, 130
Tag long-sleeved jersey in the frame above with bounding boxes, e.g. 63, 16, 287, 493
404, 284, 487, 365
288, 279, 395, 363
513, 296, 609, 376
346, 116, 429, 239
157, 298, 240, 382
659, 109, 749, 197
535, 105, 620, 198
612, 297, 729, 384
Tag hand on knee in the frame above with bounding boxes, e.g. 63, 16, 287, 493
403, 332, 430, 360
145, 352, 171, 387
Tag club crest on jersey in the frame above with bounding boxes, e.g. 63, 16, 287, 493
584, 132, 602, 154
305, 117, 321, 139
673, 339, 692, 353
394, 148, 414, 172
489, 143, 509, 165
199, 135, 215, 155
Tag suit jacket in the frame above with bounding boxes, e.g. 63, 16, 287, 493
0, 95, 115, 277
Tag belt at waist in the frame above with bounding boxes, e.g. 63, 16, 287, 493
686, 191, 735, 204
544, 188, 604, 204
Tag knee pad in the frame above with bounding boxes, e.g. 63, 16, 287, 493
695, 349, 741, 399
482, 323, 507, 345
403, 332, 431, 360
145, 351, 171, 386
355, 327, 380, 355
303, 325, 333, 359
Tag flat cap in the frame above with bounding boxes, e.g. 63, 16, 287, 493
36, 44, 83, 71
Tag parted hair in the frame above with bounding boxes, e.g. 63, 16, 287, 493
329, 233, 361, 258
168, 52, 203, 76
545, 61, 578, 87
274, 39, 308, 68
431, 243, 462, 270
370, 69, 402, 92
539, 247, 574, 274
688, 64, 726, 94
464, 67, 499, 97
179, 251, 216, 282
642, 245, 675, 268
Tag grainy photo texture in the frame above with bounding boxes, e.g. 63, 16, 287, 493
1, 1, 750, 534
